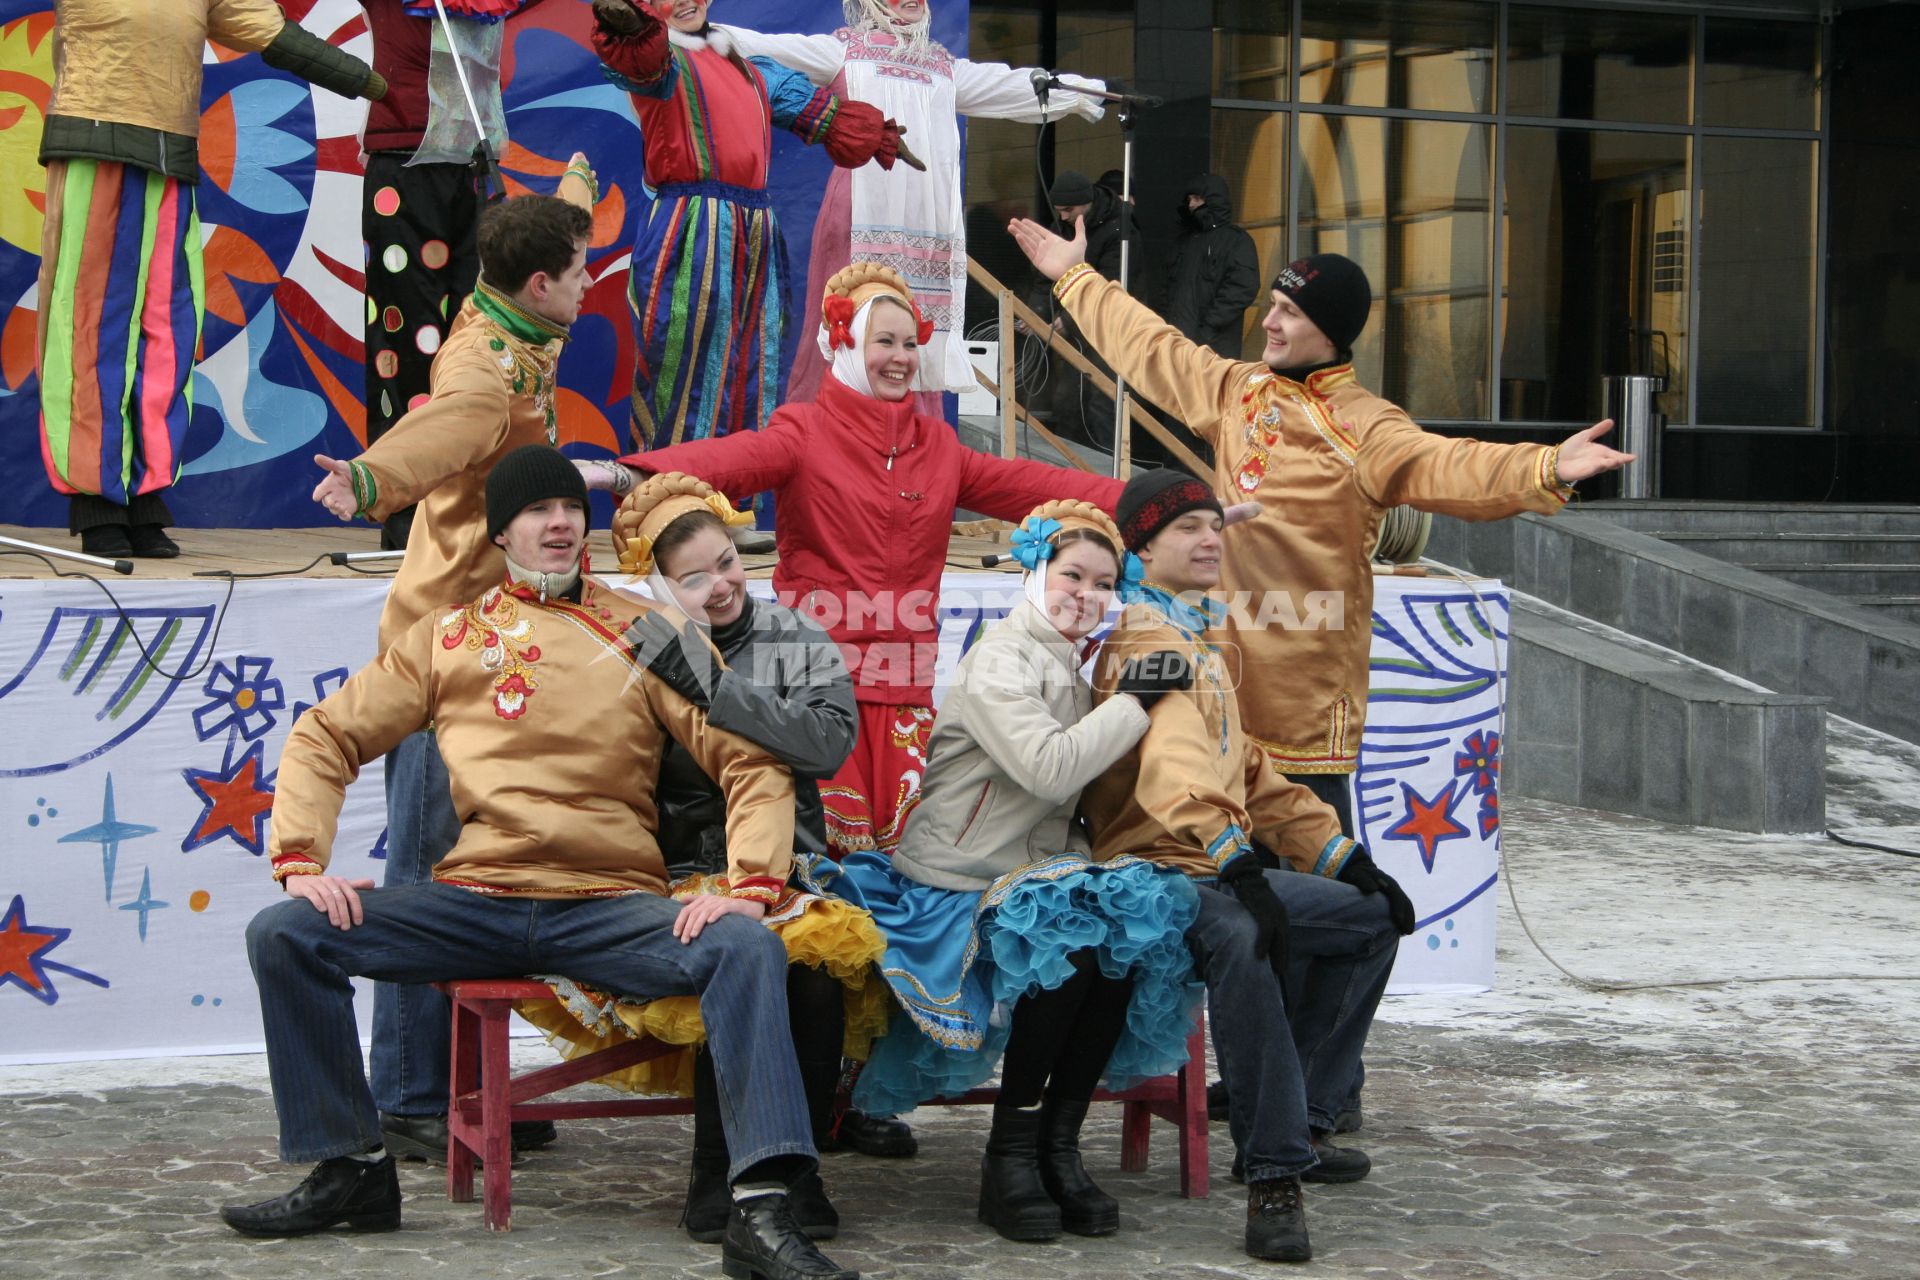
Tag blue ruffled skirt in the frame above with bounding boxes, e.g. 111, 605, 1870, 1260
834, 850, 1205, 1116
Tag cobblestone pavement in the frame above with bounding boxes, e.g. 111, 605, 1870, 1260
5, 781, 1920, 1280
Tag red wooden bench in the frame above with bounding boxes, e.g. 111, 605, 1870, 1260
438, 979, 1208, 1232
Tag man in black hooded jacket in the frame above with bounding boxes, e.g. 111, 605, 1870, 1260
1166, 174, 1262, 357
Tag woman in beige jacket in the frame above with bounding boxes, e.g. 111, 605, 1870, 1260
835, 501, 1203, 1244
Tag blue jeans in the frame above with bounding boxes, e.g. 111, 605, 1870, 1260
370, 730, 462, 1117
1189, 869, 1397, 1181
246, 883, 815, 1182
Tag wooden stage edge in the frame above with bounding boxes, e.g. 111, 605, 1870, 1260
0, 523, 1024, 582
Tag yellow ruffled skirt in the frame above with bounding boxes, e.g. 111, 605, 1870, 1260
515, 873, 892, 1097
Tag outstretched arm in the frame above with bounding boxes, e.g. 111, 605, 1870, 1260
956, 444, 1125, 520
954, 59, 1106, 123
722, 26, 844, 85
755, 57, 919, 171
210, 0, 386, 101
1353, 411, 1629, 517
619, 412, 806, 499
1009, 216, 1244, 446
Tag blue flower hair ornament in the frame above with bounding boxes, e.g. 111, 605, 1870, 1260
1009, 516, 1064, 572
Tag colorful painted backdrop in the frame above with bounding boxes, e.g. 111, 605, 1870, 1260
0, 0, 969, 528
0, 570, 1504, 1064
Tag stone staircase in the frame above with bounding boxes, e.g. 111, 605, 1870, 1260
1424, 503, 1920, 834
1577, 502, 1920, 624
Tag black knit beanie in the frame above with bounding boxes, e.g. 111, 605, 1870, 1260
1272, 253, 1372, 354
1116, 467, 1223, 554
1048, 169, 1099, 207
485, 444, 588, 541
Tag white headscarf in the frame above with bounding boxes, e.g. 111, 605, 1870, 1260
819, 296, 880, 398
844, 0, 933, 54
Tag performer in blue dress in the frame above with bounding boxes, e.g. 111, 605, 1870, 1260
837, 500, 1203, 1243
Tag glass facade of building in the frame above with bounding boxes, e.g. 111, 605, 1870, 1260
962, 1, 1904, 500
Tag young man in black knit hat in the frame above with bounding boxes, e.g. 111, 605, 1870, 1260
1080, 467, 1405, 1263
222, 446, 859, 1280
1010, 220, 1630, 816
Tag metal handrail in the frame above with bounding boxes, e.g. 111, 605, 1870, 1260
963, 257, 1211, 479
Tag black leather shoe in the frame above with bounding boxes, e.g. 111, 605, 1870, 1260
1206, 1078, 1229, 1122
1301, 1133, 1371, 1184
1245, 1176, 1311, 1262
512, 1119, 558, 1151
129, 523, 180, 558
825, 1109, 917, 1158
977, 1106, 1062, 1242
380, 1113, 452, 1163
220, 1155, 401, 1237
1036, 1097, 1118, 1236
789, 1167, 840, 1241
682, 1155, 731, 1243
721, 1194, 859, 1280
379, 1112, 553, 1164
80, 525, 132, 558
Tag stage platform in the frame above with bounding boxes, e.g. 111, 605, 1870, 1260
0, 520, 1507, 1064
0, 524, 1026, 582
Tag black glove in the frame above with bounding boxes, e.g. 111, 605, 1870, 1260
625, 610, 715, 710
1115, 649, 1193, 712
1339, 847, 1416, 936
592, 0, 649, 36
1218, 853, 1290, 982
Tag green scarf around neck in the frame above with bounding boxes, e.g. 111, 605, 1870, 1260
472, 277, 569, 346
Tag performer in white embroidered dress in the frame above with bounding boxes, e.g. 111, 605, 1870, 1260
721, 0, 1108, 407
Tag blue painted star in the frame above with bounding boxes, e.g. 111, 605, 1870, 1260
57, 774, 159, 903
118, 867, 170, 942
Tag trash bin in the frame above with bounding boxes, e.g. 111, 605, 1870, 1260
1601, 375, 1664, 499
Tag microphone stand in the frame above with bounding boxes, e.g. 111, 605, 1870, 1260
1031, 76, 1157, 478
0, 532, 133, 575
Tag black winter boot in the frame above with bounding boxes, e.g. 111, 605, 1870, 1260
788, 1167, 839, 1241
685, 1050, 734, 1242
1245, 1175, 1312, 1262
977, 1103, 1062, 1242
683, 1150, 733, 1243
1036, 1095, 1118, 1236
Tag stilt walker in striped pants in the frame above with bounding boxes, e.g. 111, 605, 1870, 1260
35, 1, 384, 559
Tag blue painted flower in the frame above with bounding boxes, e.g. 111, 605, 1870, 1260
193, 657, 286, 742
1453, 730, 1500, 794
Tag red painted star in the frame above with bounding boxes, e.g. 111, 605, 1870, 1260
0, 894, 108, 1005
1386, 780, 1471, 872
0, 902, 59, 995
181, 740, 278, 854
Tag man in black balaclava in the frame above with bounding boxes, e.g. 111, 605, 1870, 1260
1166, 174, 1262, 357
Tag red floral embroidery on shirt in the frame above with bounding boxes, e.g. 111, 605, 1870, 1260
442, 588, 543, 720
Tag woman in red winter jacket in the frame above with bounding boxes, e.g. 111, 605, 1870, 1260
579, 263, 1122, 860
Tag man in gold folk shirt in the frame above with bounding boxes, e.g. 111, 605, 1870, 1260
1084, 470, 1407, 1265
306, 165, 597, 1158
222, 448, 860, 1280
1008, 219, 1631, 826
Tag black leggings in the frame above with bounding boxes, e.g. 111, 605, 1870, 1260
693, 962, 845, 1161
997, 949, 1134, 1109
